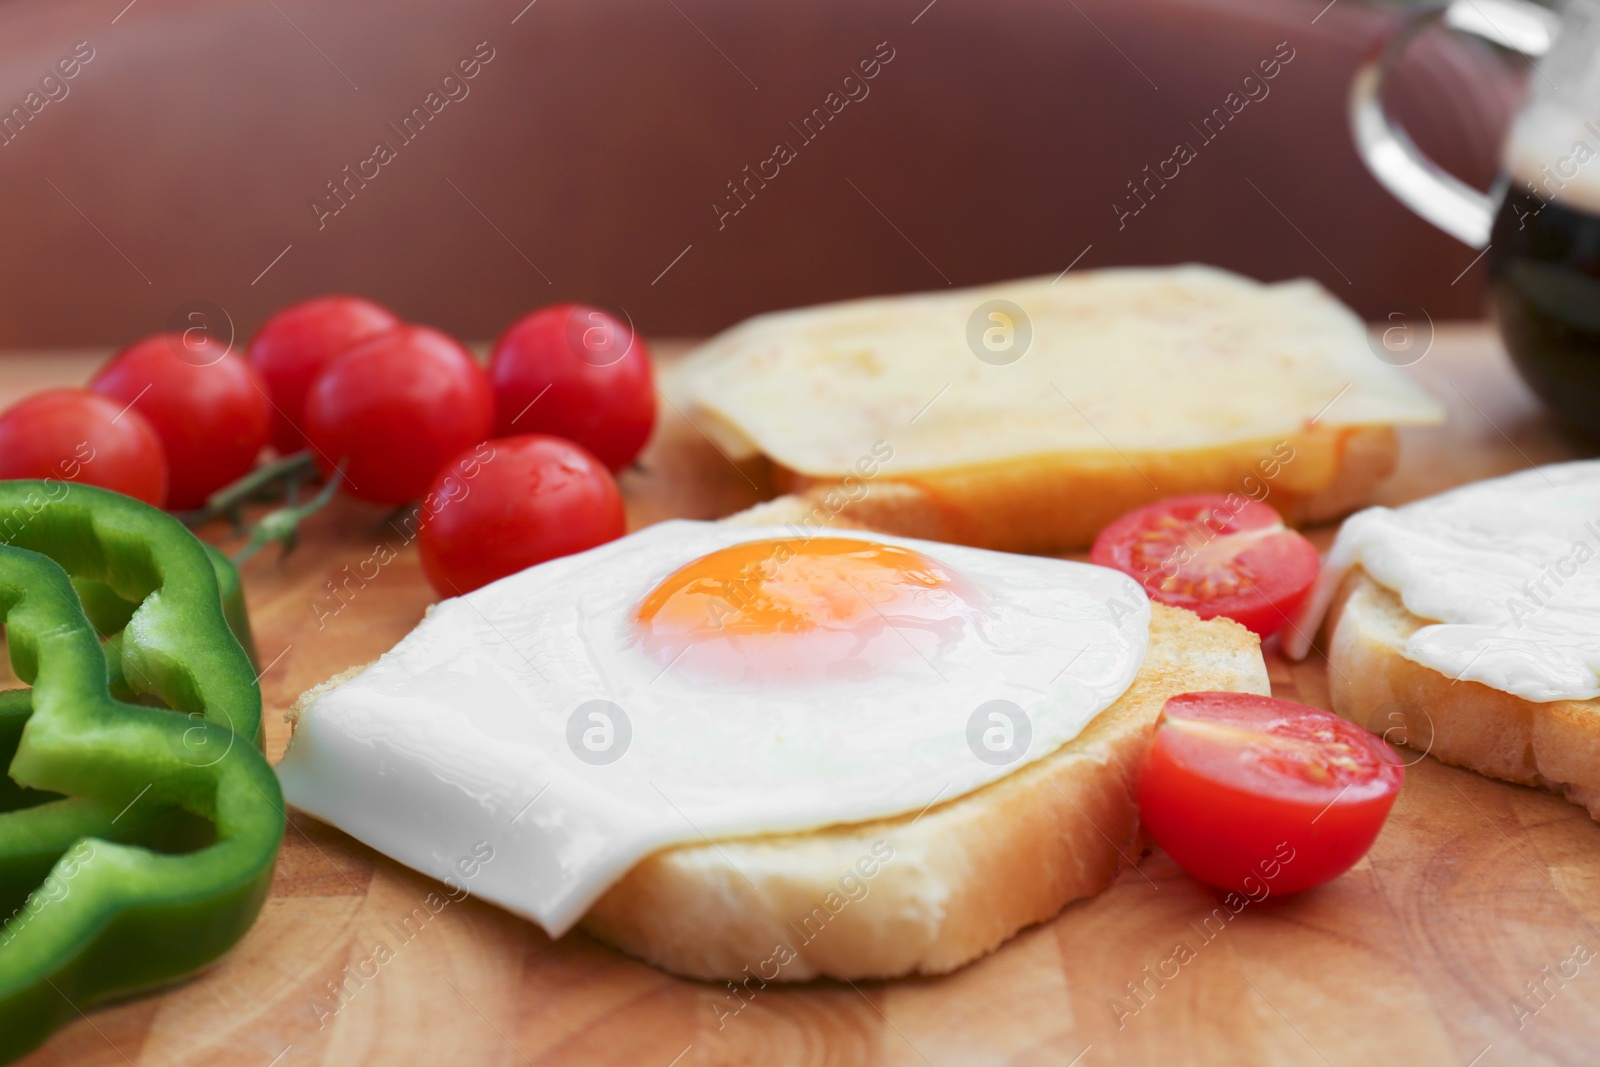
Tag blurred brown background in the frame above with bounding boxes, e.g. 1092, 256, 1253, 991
0, 0, 1515, 347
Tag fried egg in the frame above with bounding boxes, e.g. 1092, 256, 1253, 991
276, 521, 1150, 935
1287, 459, 1600, 702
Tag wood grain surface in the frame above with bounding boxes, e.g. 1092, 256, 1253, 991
7, 327, 1600, 1067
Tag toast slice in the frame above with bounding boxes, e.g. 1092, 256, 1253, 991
1324, 568, 1600, 818
579, 604, 1269, 982
762, 424, 1400, 554
669, 266, 1442, 554
285, 502, 1268, 982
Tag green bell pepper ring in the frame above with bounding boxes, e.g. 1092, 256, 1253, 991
0, 542, 254, 964
72, 542, 257, 671
0, 481, 285, 1063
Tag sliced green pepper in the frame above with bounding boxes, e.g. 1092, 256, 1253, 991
0, 481, 284, 1063
71, 543, 257, 669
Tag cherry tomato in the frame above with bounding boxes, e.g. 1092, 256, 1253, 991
303, 325, 493, 505
488, 304, 656, 471
89, 334, 271, 510
1090, 494, 1319, 637
0, 389, 168, 506
247, 294, 400, 455
1138, 692, 1403, 896
417, 434, 625, 595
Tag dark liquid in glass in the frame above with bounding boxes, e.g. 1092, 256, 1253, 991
1488, 184, 1600, 434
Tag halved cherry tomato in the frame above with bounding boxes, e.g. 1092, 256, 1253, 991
0, 389, 168, 506
488, 304, 656, 472
1138, 692, 1403, 896
416, 434, 626, 596
1090, 494, 1319, 637
89, 334, 271, 510
247, 294, 400, 454
303, 325, 494, 505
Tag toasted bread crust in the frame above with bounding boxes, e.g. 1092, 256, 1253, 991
1325, 569, 1600, 818
1292, 426, 1401, 524
766, 426, 1398, 554
578, 603, 1269, 981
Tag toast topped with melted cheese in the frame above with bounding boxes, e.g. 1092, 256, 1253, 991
669, 265, 1443, 553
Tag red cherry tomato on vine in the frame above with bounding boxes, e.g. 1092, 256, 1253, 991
303, 325, 493, 505
89, 334, 271, 510
417, 434, 625, 596
0, 389, 168, 506
488, 304, 656, 472
247, 294, 400, 454
1090, 494, 1320, 637
1138, 692, 1403, 896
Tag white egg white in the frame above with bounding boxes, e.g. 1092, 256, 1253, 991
1288, 459, 1600, 702
276, 521, 1150, 935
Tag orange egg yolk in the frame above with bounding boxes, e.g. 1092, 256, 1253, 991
634, 538, 973, 683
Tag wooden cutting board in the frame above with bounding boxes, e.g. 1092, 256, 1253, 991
8, 327, 1600, 1067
